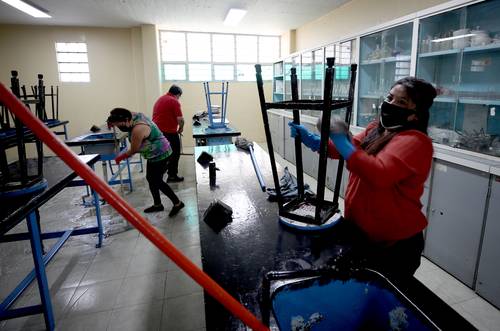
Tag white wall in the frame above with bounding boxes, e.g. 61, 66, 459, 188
283, 0, 450, 54
0, 25, 144, 139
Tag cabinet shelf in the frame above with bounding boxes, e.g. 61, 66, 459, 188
433, 97, 500, 106
458, 98, 500, 106
360, 94, 382, 99
435, 96, 457, 103
418, 43, 500, 58
419, 49, 460, 58
463, 43, 500, 54
360, 55, 411, 65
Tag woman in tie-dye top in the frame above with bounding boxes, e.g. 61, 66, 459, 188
107, 108, 185, 217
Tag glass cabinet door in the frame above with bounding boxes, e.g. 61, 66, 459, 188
333, 40, 356, 120
312, 48, 325, 101
284, 55, 300, 102
325, 44, 335, 60
457, 0, 500, 157
301, 48, 325, 117
417, 0, 500, 157
300, 51, 313, 100
333, 40, 355, 99
417, 7, 463, 142
357, 22, 413, 127
273, 61, 284, 102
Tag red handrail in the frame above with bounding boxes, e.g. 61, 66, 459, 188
0, 83, 269, 331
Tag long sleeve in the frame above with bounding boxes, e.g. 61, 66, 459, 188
346, 132, 433, 188
326, 121, 378, 159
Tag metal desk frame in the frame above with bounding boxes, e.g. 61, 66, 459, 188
192, 120, 241, 147
0, 155, 104, 331
66, 131, 138, 195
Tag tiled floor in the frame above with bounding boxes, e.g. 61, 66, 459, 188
0, 151, 204, 331
1, 145, 499, 330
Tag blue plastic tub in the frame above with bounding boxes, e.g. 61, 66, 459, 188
271, 270, 439, 331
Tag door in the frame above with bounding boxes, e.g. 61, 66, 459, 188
476, 176, 500, 308
423, 160, 489, 287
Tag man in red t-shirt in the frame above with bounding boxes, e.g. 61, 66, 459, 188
152, 85, 185, 182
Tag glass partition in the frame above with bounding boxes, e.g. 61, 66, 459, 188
284, 55, 300, 102
417, 0, 500, 157
300, 48, 325, 117
357, 23, 413, 127
273, 61, 284, 102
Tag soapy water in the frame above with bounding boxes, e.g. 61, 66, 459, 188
272, 276, 437, 331
291, 312, 324, 331
389, 307, 409, 331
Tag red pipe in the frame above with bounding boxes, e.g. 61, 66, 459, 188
0, 83, 269, 331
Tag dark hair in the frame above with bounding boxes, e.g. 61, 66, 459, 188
168, 85, 182, 96
392, 76, 437, 133
107, 107, 132, 123
360, 77, 437, 155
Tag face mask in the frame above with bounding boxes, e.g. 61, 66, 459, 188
379, 101, 416, 130
117, 125, 132, 132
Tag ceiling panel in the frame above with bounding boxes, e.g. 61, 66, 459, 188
0, 0, 351, 34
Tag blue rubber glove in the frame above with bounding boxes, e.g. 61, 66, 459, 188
330, 133, 356, 160
288, 122, 320, 152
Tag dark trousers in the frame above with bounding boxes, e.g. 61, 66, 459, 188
146, 158, 180, 206
363, 231, 425, 282
335, 220, 425, 283
163, 132, 181, 177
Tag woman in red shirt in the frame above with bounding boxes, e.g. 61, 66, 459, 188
289, 77, 437, 281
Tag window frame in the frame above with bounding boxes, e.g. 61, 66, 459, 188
55, 42, 91, 83
159, 30, 280, 82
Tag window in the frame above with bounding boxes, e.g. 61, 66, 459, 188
259, 36, 280, 63
187, 33, 211, 62
188, 64, 211, 81
214, 65, 234, 80
163, 64, 186, 80
55, 42, 90, 82
160, 32, 186, 61
236, 35, 257, 63
160, 31, 280, 82
212, 34, 234, 62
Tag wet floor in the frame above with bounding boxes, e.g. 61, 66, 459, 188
0, 149, 205, 331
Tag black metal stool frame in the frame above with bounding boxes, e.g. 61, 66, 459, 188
255, 58, 358, 226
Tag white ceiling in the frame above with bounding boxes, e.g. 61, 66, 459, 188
0, 0, 351, 35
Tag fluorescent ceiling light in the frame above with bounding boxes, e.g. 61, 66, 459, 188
432, 34, 475, 43
2, 0, 51, 18
224, 8, 246, 26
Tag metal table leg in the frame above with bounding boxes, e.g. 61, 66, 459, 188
125, 158, 133, 191
91, 189, 103, 248
26, 211, 55, 331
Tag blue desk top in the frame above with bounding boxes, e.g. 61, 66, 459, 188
192, 122, 241, 138
0, 155, 100, 236
65, 127, 126, 146
0, 120, 68, 146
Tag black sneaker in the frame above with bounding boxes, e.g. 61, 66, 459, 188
169, 202, 185, 217
144, 205, 164, 213
167, 176, 184, 183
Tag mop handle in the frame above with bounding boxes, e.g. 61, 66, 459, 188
0, 82, 269, 331
249, 145, 266, 192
